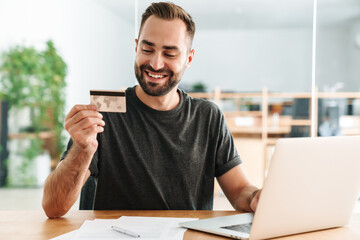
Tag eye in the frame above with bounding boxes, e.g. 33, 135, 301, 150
164, 53, 176, 58
142, 49, 152, 54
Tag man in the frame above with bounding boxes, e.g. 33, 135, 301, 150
42, 2, 261, 219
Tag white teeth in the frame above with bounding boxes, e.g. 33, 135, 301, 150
148, 72, 164, 78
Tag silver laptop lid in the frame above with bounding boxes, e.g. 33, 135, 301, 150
250, 136, 360, 239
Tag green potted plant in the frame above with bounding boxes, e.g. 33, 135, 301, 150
0, 40, 67, 186
191, 82, 207, 92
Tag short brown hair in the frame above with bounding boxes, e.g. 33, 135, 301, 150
139, 2, 196, 46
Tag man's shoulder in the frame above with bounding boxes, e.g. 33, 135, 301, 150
192, 97, 220, 112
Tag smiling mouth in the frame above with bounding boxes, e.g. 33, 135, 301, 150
144, 70, 168, 80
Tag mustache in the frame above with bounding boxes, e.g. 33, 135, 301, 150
140, 64, 172, 75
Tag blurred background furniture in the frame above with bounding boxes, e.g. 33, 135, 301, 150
189, 88, 360, 187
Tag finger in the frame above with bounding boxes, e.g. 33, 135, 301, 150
70, 125, 104, 148
250, 198, 258, 212
65, 110, 103, 130
84, 125, 104, 134
81, 125, 104, 141
256, 189, 262, 199
65, 104, 98, 121
78, 117, 105, 130
250, 190, 261, 212
67, 117, 105, 135
81, 126, 104, 144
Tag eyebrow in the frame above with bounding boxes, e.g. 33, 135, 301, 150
141, 39, 155, 47
141, 39, 179, 51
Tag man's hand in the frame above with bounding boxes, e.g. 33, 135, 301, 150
217, 165, 261, 212
42, 104, 105, 218
64, 104, 105, 156
250, 189, 262, 212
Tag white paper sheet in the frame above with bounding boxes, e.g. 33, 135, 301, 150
51, 216, 197, 240
117, 216, 197, 239
50, 230, 78, 240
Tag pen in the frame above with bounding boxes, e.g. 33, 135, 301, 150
111, 225, 141, 238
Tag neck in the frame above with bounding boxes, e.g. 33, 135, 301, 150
135, 85, 180, 111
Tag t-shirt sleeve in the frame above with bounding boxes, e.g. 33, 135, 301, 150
60, 138, 99, 177
214, 112, 242, 177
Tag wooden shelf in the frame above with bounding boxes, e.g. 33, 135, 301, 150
290, 119, 312, 126
188, 92, 213, 99
229, 126, 292, 135
189, 91, 360, 100
189, 88, 360, 180
317, 92, 360, 98
218, 93, 263, 98
189, 89, 360, 138
224, 111, 262, 117
267, 92, 312, 98
8, 131, 54, 140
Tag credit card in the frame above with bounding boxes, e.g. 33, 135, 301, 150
90, 90, 126, 113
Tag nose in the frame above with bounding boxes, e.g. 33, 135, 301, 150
150, 53, 164, 71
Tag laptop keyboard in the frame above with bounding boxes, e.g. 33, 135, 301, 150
221, 222, 252, 233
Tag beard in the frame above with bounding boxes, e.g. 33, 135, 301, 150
134, 62, 185, 96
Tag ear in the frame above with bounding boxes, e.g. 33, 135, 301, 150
135, 38, 139, 53
186, 49, 195, 68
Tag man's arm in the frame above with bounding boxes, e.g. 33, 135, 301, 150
217, 165, 261, 212
42, 105, 104, 218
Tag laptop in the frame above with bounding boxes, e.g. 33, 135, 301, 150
180, 136, 360, 239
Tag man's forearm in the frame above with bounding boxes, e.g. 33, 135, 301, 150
42, 145, 93, 218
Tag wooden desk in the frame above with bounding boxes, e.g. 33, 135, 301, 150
0, 210, 359, 240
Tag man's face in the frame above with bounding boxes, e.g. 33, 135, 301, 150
134, 16, 194, 96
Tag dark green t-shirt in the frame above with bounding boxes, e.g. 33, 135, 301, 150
62, 86, 241, 210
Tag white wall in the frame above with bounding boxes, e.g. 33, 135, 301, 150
184, 28, 313, 92
315, 22, 360, 92
183, 22, 360, 93
348, 21, 360, 92
1, 0, 359, 99
0, 0, 135, 114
